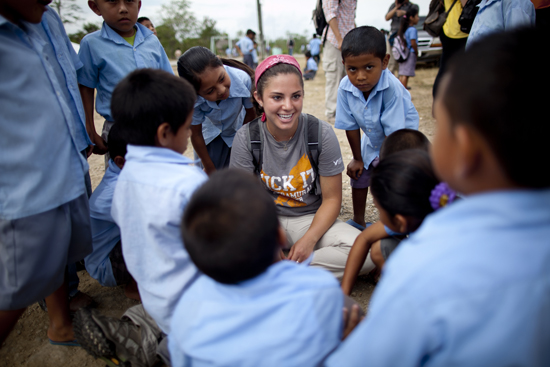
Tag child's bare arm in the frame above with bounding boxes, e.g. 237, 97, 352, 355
341, 221, 387, 295
345, 129, 363, 180
411, 39, 418, 56
190, 124, 216, 175
79, 84, 107, 156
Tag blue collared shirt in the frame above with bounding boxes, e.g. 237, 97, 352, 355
335, 69, 419, 166
85, 160, 121, 287
0, 9, 88, 220
169, 260, 343, 367
111, 145, 207, 333
193, 65, 253, 146
309, 38, 322, 55
77, 22, 173, 122
306, 57, 318, 72
236, 36, 254, 55
466, 0, 535, 48
326, 189, 550, 366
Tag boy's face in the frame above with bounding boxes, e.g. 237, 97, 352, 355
88, 0, 141, 38
343, 53, 389, 95
166, 112, 193, 155
0, 0, 50, 24
432, 78, 459, 190
139, 18, 156, 35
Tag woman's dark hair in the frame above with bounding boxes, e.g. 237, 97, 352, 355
371, 149, 439, 232
177, 46, 254, 93
254, 63, 304, 114
397, 7, 419, 47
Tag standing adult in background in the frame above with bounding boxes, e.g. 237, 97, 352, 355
322, 0, 357, 123
309, 34, 322, 64
236, 29, 256, 69
287, 37, 295, 55
385, 0, 419, 76
431, 0, 468, 99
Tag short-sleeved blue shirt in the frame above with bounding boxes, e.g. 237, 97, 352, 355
0, 9, 88, 220
326, 189, 550, 366
404, 26, 417, 52
236, 36, 254, 55
169, 261, 344, 367
309, 38, 322, 55
192, 65, 253, 146
306, 57, 318, 72
466, 0, 535, 48
77, 22, 173, 122
335, 69, 419, 166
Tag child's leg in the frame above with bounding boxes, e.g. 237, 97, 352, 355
370, 240, 385, 269
45, 281, 74, 342
351, 187, 369, 228
0, 309, 26, 346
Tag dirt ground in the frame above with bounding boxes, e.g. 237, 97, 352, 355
0, 56, 438, 367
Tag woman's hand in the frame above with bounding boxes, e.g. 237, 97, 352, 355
288, 237, 316, 263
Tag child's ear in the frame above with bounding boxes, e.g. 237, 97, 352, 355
88, 1, 102, 16
155, 122, 173, 148
393, 214, 409, 234
137, 0, 142, 11
382, 54, 390, 70
454, 124, 483, 182
113, 156, 125, 169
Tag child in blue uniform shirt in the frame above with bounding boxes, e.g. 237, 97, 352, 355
169, 169, 346, 367
177, 46, 255, 174
326, 28, 550, 367
303, 50, 318, 80
110, 69, 207, 335
335, 26, 419, 231
85, 124, 139, 300
0, 4, 92, 345
78, 0, 173, 160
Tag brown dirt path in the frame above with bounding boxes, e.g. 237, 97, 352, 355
0, 57, 438, 367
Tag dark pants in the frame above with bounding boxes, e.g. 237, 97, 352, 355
312, 54, 320, 64
304, 70, 317, 80
432, 31, 468, 98
243, 54, 254, 69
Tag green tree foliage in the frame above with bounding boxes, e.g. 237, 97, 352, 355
156, 23, 182, 60
160, 0, 197, 42
51, 0, 83, 24
69, 22, 100, 44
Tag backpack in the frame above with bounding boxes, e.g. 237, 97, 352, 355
312, 0, 341, 42
246, 114, 323, 195
392, 36, 410, 63
312, 0, 328, 37
459, 0, 482, 34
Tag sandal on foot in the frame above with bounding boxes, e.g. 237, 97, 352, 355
346, 219, 372, 231
48, 338, 80, 347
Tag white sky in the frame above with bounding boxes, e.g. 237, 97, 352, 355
65, 0, 432, 41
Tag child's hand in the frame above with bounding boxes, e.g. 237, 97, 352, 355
342, 304, 364, 340
346, 159, 364, 180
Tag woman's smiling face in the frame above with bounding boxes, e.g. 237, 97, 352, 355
254, 72, 303, 139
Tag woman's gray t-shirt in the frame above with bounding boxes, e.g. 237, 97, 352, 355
230, 113, 344, 216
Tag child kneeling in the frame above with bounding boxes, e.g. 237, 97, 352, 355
169, 169, 360, 367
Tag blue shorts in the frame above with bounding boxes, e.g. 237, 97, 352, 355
350, 157, 379, 189
0, 194, 92, 310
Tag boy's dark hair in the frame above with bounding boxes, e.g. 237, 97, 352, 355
305, 50, 312, 58
177, 46, 254, 93
443, 28, 549, 188
107, 123, 127, 159
312, 34, 317, 38
254, 63, 304, 114
371, 150, 439, 232
341, 26, 386, 62
380, 129, 430, 159
397, 7, 419, 46
137, 17, 150, 23
111, 69, 196, 147
246, 29, 256, 36
181, 169, 280, 284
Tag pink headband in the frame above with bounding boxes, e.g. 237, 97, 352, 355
254, 54, 302, 88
